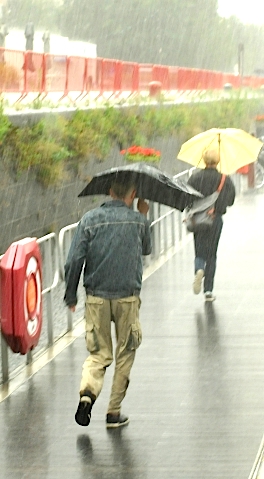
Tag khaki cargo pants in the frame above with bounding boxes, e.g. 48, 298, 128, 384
80, 294, 142, 414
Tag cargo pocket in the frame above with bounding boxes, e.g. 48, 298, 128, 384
85, 295, 103, 353
85, 321, 99, 353
116, 296, 142, 351
127, 320, 142, 351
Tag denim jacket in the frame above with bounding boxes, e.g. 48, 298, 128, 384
64, 200, 152, 306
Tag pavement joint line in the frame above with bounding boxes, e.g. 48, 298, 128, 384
0, 234, 192, 402
248, 433, 264, 479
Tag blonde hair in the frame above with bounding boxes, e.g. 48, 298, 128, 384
202, 149, 220, 167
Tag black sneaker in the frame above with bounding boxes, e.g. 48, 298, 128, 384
75, 396, 93, 426
106, 413, 129, 429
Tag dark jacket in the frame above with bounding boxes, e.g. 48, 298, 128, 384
187, 168, 236, 215
64, 200, 152, 306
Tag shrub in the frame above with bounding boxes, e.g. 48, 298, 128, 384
0, 63, 20, 90
0, 96, 260, 186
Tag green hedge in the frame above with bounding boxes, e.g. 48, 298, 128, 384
0, 97, 261, 186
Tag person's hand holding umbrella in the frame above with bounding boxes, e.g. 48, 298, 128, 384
137, 198, 149, 215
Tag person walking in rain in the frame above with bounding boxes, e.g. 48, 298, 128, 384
24, 21, 34, 51
64, 180, 151, 428
24, 21, 35, 71
42, 29, 50, 54
187, 149, 235, 301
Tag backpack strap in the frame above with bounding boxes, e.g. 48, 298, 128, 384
217, 174, 226, 193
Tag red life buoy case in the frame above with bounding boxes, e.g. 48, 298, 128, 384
0, 237, 43, 354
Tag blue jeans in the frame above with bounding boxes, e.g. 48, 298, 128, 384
194, 215, 223, 293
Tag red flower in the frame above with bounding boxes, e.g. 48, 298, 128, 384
120, 145, 161, 162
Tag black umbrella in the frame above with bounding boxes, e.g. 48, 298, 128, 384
78, 163, 202, 211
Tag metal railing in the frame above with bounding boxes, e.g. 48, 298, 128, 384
37, 233, 60, 347
0, 169, 247, 384
254, 162, 264, 189
0, 233, 60, 383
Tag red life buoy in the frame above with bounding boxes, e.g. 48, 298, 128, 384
0, 238, 43, 354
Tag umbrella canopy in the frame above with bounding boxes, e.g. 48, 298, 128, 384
177, 128, 263, 175
78, 163, 202, 212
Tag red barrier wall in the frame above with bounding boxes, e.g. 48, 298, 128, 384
88, 58, 98, 90
222, 73, 240, 88
0, 48, 24, 92
152, 65, 170, 89
177, 68, 198, 90
0, 46, 264, 98
209, 71, 224, 89
168, 67, 178, 89
44, 54, 67, 93
120, 62, 138, 92
138, 64, 153, 91
67, 56, 86, 93
100, 59, 119, 92
23, 51, 45, 93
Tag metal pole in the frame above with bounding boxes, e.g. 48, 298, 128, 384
151, 203, 160, 259
248, 163, 255, 189
46, 239, 54, 346
26, 349, 33, 365
1, 331, 9, 383
178, 210, 183, 241
163, 216, 168, 252
171, 211, 176, 247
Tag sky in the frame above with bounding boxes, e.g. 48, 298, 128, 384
218, 0, 264, 25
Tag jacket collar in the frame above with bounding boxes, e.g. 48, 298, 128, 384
101, 199, 127, 208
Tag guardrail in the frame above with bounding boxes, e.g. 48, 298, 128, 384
0, 169, 248, 385
0, 233, 60, 383
1, 47, 264, 102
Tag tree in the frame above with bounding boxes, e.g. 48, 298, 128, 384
7, 0, 61, 31
5, 0, 264, 75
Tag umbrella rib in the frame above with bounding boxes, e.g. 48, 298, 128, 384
196, 136, 218, 167
218, 132, 221, 171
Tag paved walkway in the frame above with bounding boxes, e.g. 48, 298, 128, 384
0, 190, 264, 479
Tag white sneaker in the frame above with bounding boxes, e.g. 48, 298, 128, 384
204, 292, 216, 302
193, 269, 204, 294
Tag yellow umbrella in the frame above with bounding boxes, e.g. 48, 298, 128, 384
177, 128, 263, 175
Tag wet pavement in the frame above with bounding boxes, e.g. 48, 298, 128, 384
0, 190, 264, 479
